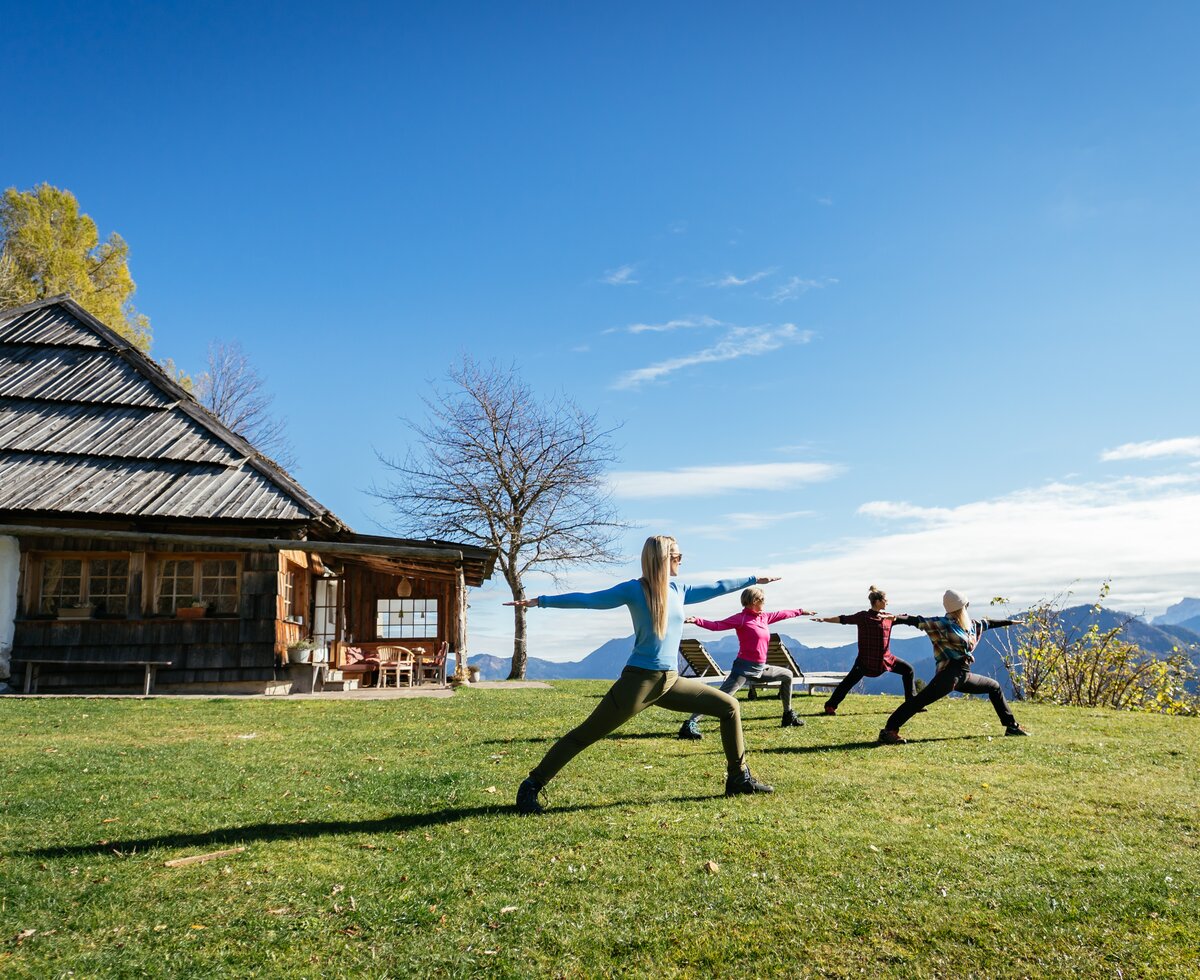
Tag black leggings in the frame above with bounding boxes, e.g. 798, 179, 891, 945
825, 657, 915, 710
885, 663, 1015, 732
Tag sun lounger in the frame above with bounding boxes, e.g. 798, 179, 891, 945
678, 638, 726, 679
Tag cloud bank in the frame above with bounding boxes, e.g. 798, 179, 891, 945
610, 460, 841, 498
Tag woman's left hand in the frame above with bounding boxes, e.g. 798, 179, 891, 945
756, 575, 781, 584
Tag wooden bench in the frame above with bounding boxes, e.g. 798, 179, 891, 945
20, 659, 174, 696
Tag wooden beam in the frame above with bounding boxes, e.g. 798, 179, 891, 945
0, 523, 466, 564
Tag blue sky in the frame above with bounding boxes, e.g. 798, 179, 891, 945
5, 1, 1199, 660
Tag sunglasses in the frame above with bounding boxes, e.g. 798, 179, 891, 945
670, 553, 684, 561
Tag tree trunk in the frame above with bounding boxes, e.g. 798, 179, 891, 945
507, 583, 528, 680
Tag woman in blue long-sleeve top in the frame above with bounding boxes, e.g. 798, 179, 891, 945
506, 535, 778, 814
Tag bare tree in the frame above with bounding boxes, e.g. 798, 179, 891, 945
194, 340, 297, 472
374, 356, 627, 679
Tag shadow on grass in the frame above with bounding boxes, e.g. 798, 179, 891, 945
21, 794, 719, 861
762, 734, 991, 755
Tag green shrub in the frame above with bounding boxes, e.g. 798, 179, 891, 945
994, 583, 1200, 716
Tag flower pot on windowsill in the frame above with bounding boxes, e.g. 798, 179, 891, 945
176, 606, 208, 620
57, 605, 95, 620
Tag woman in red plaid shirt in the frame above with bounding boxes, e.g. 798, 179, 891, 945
812, 585, 917, 715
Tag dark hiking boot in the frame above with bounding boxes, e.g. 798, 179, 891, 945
877, 729, 906, 745
516, 778, 547, 815
725, 765, 774, 796
677, 718, 702, 740
822, 703, 837, 716
781, 709, 805, 728
1005, 723, 1030, 737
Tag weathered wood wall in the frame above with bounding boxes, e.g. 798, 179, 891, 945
11, 534, 281, 688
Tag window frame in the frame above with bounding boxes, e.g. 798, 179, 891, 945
375, 597, 439, 640
33, 552, 132, 616
150, 553, 243, 617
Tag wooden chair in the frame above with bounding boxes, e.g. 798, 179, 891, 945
678, 638, 726, 679
415, 641, 449, 686
375, 646, 415, 688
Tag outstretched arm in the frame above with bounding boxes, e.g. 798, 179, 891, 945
682, 575, 771, 605
765, 609, 813, 623
504, 580, 639, 611
685, 613, 741, 631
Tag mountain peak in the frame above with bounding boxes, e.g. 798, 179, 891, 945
1152, 597, 1200, 627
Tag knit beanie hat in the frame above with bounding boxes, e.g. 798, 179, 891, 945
942, 589, 969, 613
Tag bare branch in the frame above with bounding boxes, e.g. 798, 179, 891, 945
193, 340, 297, 472
371, 356, 628, 678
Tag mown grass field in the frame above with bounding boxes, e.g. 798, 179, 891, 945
1, 683, 1197, 978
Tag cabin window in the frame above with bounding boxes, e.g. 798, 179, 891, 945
155, 557, 241, 614
376, 598, 438, 639
38, 555, 130, 614
282, 570, 298, 620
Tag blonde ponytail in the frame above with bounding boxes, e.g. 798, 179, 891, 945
639, 535, 675, 638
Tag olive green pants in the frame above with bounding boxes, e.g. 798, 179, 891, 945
530, 666, 747, 785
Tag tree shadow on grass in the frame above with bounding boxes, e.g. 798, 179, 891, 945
762, 734, 991, 755
21, 794, 718, 861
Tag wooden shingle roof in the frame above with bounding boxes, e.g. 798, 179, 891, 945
0, 297, 342, 527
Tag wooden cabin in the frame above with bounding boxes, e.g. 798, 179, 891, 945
0, 297, 495, 693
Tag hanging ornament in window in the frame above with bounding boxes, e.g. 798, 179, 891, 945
396, 577, 413, 598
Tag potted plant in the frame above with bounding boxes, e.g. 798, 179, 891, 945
176, 599, 209, 620
288, 638, 317, 664
56, 601, 95, 620
467, 664, 482, 684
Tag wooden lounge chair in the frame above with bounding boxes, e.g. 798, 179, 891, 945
678, 638, 726, 679
759, 632, 849, 696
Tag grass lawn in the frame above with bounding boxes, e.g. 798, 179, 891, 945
1, 683, 1197, 978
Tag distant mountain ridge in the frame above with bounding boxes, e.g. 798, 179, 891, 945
1152, 597, 1200, 627
466, 605, 1200, 698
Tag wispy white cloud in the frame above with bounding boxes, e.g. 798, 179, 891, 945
602, 264, 638, 285
769, 276, 838, 302
815, 195, 834, 207
857, 500, 955, 523
607, 315, 721, 336
612, 323, 813, 389
710, 268, 775, 288
610, 461, 841, 499
683, 510, 814, 539
1101, 436, 1200, 462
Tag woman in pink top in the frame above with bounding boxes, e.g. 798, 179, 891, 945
677, 585, 813, 740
